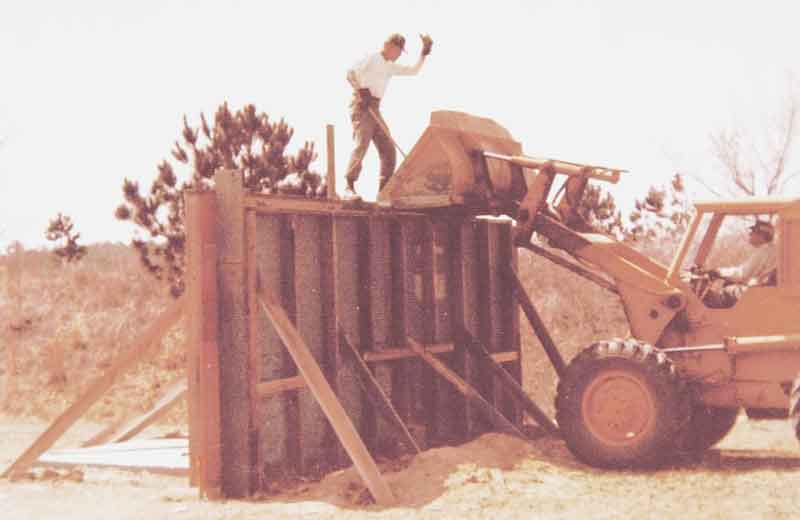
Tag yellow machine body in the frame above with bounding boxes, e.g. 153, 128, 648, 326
381, 111, 800, 413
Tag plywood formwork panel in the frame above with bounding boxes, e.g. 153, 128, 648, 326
398, 218, 430, 434
278, 217, 302, 469
474, 220, 497, 431
318, 216, 343, 467
215, 170, 253, 497
450, 219, 482, 437
245, 210, 263, 490
366, 217, 397, 451
333, 217, 367, 460
292, 215, 329, 473
388, 220, 411, 423
485, 221, 521, 423
430, 218, 460, 442
252, 216, 290, 472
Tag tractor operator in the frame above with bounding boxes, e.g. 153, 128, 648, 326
343, 33, 433, 200
703, 219, 777, 308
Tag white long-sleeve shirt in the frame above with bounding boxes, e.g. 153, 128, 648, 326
348, 52, 425, 99
718, 242, 777, 285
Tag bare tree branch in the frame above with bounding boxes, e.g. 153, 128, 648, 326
711, 80, 799, 197
767, 96, 797, 194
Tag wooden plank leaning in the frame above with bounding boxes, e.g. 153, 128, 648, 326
457, 327, 560, 436
506, 266, 567, 377
257, 293, 396, 506
2, 297, 185, 479
106, 380, 188, 444
82, 415, 129, 448
407, 339, 527, 440
82, 380, 188, 447
338, 328, 422, 454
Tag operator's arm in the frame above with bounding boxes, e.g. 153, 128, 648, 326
716, 264, 745, 283
717, 244, 776, 284
389, 34, 432, 76
386, 55, 426, 76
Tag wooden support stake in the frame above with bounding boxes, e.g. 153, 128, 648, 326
186, 189, 222, 497
326, 124, 337, 199
506, 266, 567, 377
2, 298, 185, 479
339, 328, 422, 454
459, 328, 560, 436
407, 339, 527, 440
258, 294, 395, 506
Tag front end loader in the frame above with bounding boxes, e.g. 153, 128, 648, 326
379, 110, 800, 468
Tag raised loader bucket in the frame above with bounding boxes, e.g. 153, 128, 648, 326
377, 110, 524, 210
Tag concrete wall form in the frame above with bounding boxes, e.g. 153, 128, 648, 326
186, 170, 522, 498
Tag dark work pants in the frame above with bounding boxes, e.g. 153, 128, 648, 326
345, 94, 396, 190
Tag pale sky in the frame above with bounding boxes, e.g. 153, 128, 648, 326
2, 0, 799, 250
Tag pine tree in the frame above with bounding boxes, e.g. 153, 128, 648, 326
115, 103, 325, 297
45, 213, 87, 263
628, 173, 692, 242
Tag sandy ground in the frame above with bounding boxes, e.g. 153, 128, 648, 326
2, 415, 800, 520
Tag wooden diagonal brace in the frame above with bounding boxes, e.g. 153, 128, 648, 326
506, 266, 567, 377
258, 293, 396, 506
407, 339, 527, 440
83, 380, 188, 447
110, 380, 188, 444
339, 328, 422, 454
458, 327, 559, 436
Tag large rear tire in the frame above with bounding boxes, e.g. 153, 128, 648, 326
555, 339, 690, 469
676, 404, 739, 454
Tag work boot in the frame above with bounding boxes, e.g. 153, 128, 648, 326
343, 179, 361, 202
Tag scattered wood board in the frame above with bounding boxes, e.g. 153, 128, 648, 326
1, 298, 185, 479
38, 438, 189, 476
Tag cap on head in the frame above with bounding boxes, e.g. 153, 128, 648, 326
750, 219, 775, 241
386, 33, 406, 52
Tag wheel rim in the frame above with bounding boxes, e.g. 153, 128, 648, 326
581, 369, 656, 446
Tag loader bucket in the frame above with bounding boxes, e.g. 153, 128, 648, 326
377, 111, 524, 209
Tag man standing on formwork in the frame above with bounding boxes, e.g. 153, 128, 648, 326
344, 33, 433, 200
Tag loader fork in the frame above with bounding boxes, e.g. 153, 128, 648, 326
514, 167, 593, 245
555, 175, 592, 231
515, 164, 556, 245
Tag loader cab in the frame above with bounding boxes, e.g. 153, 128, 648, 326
669, 197, 800, 315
